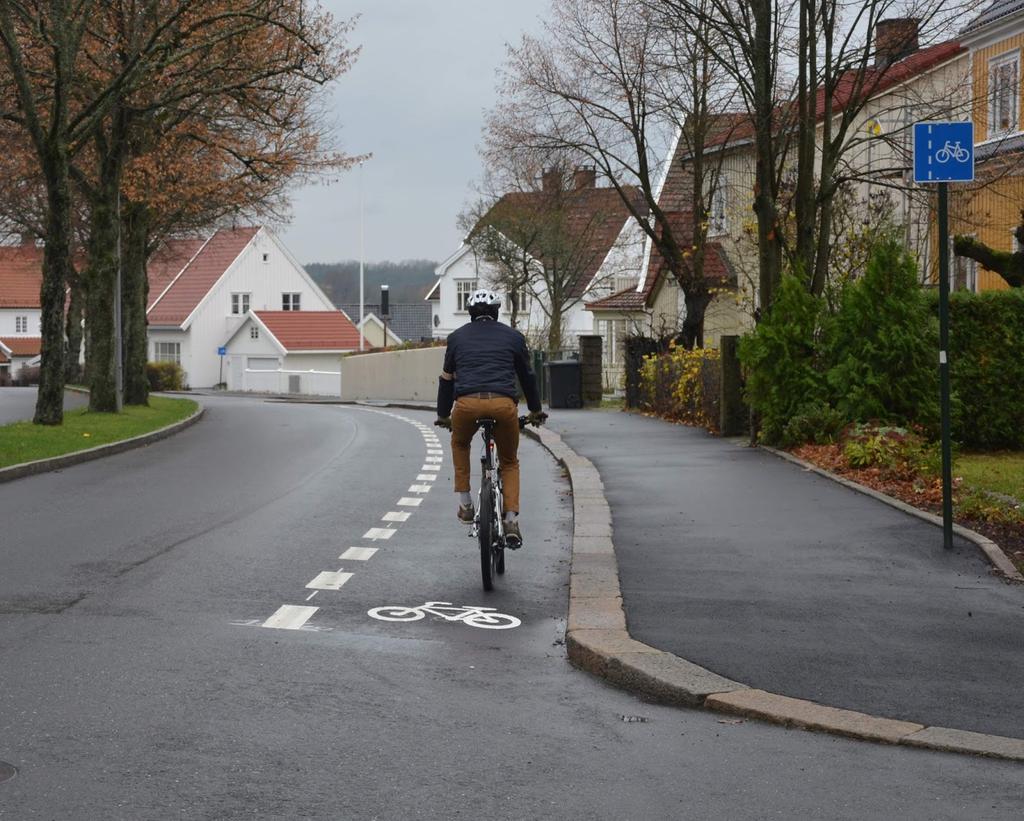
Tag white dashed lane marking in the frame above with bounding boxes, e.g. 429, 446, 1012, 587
382, 511, 411, 523
398, 497, 423, 507
263, 605, 319, 630
363, 527, 396, 540
341, 547, 378, 561
306, 571, 354, 591
421, 464, 441, 472
409, 485, 432, 493
416, 474, 436, 481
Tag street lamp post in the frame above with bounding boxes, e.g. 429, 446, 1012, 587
358, 159, 365, 352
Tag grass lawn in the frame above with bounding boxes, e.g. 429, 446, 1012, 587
956, 452, 1024, 502
0, 396, 198, 469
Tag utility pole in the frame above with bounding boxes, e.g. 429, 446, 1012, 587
115, 190, 124, 411
359, 159, 365, 351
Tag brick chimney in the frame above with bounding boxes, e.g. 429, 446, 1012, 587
874, 18, 920, 68
541, 168, 564, 193
572, 166, 597, 190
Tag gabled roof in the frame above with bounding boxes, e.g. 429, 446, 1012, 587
339, 302, 433, 342
0, 244, 43, 308
963, 0, 1024, 34
471, 182, 645, 299
705, 39, 966, 151
252, 310, 360, 353
147, 227, 260, 326
0, 336, 42, 356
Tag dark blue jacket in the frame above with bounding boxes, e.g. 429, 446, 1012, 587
437, 319, 542, 415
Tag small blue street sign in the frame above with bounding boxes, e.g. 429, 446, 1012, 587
913, 122, 974, 184
217, 346, 227, 356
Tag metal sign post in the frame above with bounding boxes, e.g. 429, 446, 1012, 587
913, 122, 974, 551
218, 346, 227, 387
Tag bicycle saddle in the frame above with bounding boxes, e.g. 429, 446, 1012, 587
475, 417, 497, 426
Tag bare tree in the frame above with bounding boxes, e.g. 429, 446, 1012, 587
487, 0, 737, 348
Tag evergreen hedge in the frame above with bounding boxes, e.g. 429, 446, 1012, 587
936, 288, 1024, 450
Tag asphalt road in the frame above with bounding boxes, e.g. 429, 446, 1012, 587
1, 396, 1022, 819
551, 409, 1024, 739
0, 388, 88, 426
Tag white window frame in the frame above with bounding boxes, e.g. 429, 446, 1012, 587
153, 341, 181, 365
15, 315, 27, 333
455, 279, 478, 313
282, 292, 301, 311
989, 50, 1020, 137
708, 184, 728, 236
508, 289, 529, 313
231, 292, 251, 315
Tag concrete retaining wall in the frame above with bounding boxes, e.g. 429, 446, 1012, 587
339, 346, 445, 402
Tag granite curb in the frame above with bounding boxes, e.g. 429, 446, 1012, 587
760, 445, 1023, 583
0, 402, 204, 485
521, 423, 1024, 763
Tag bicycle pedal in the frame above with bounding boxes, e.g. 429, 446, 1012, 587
505, 536, 523, 550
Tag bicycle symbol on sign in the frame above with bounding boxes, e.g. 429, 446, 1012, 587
934, 141, 969, 164
367, 601, 521, 630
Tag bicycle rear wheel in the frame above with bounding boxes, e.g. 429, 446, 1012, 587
478, 474, 495, 591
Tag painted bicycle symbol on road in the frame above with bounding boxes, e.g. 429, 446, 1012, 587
368, 601, 521, 630
935, 140, 969, 164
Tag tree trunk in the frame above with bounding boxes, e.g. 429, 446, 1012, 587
122, 205, 150, 405
85, 169, 121, 412
954, 235, 1024, 288
65, 270, 84, 384
34, 158, 71, 425
680, 289, 712, 349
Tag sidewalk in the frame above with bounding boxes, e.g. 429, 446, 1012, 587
549, 409, 1024, 739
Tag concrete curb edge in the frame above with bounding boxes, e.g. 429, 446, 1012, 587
760, 445, 1024, 583
0, 401, 204, 485
520, 424, 1024, 763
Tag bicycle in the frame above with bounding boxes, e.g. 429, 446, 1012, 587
935, 140, 969, 164
472, 414, 545, 591
367, 601, 521, 629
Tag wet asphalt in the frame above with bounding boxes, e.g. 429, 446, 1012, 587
0, 388, 88, 426
550, 409, 1024, 739
1, 396, 1023, 819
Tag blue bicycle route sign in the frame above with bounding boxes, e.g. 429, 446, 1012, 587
913, 122, 974, 184
217, 346, 227, 356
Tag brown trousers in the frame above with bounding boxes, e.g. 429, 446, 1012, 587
451, 395, 520, 513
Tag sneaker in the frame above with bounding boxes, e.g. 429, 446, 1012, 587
458, 503, 475, 523
504, 518, 522, 548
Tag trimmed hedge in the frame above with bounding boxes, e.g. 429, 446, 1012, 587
638, 346, 720, 431
937, 288, 1024, 450
146, 361, 184, 392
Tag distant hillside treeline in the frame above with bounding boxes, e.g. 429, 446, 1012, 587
306, 260, 438, 305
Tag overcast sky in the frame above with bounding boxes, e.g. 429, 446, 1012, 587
277, 1, 551, 266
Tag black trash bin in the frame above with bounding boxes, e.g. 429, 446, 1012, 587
546, 360, 582, 409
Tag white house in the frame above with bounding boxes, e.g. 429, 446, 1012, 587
428, 169, 646, 352
146, 226, 337, 387
221, 310, 361, 396
0, 240, 44, 382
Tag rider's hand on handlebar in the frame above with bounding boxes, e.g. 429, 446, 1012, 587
434, 416, 452, 430
527, 411, 548, 426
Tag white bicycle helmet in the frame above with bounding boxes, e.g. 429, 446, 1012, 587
467, 289, 502, 320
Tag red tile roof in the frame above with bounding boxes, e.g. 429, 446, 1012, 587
255, 311, 361, 352
0, 244, 43, 308
705, 40, 965, 150
147, 227, 259, 325
146, 237, 207, 312
0, 336, 42, 356
476, 183, 646, 299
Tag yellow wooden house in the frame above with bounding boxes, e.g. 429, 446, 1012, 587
951, 0, 1024, 291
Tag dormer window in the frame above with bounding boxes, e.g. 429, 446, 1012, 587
989, 51, 1020, 136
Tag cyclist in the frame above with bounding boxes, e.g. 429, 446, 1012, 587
435, 289, 545, 546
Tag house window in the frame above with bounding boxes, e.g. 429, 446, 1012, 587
509, 289, 529, 313
261, 252, 270, 263
153, 341, 181, 364
456, 280, 478, 312
250, 325, 259, 339
709, 184, 728, 236
282, 292, 301, 311
989, 51, 1020, 136
15, 316, 27, 333
231, 293, 251, 315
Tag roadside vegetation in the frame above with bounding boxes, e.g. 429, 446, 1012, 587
0, 396, 197, 469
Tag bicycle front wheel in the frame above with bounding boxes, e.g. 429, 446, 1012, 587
479, 474, 495, 591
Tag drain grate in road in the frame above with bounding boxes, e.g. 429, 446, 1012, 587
0, 761, 16, 784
